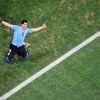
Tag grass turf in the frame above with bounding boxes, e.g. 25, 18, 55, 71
8, 36, 100, 100
0, 0, 100, 99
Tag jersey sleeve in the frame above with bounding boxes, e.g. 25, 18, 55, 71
11, 25, 18, 30
26, 28, 33, 34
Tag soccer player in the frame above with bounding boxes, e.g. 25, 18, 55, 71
0, 18, 47, 63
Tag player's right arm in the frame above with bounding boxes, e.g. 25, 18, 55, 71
0, 18, 12, 28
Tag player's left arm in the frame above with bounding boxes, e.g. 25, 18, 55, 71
32, 23, 47, 32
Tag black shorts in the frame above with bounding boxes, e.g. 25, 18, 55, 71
7, 43, 28, 59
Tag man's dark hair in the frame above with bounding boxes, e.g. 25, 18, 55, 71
21, 20, 28, 24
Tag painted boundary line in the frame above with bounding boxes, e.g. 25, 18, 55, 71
0, 32, 100, 100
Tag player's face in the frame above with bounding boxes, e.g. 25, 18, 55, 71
21, 22, 28, 29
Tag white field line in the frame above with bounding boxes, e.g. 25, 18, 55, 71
0, 32, 100, 100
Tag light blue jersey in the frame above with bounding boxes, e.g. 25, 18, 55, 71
11, 25, 33, 47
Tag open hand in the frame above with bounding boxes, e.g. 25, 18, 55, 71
42, 23, 47, 29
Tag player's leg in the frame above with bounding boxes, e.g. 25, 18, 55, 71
5, 49, 16, 63
18, 45, 28, 60
5, 44, 16, 63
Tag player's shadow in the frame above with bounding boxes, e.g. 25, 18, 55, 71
29, 50, 49, 62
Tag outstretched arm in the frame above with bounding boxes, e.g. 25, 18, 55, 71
32, 23, 47, 32
0, 18, 12, 28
